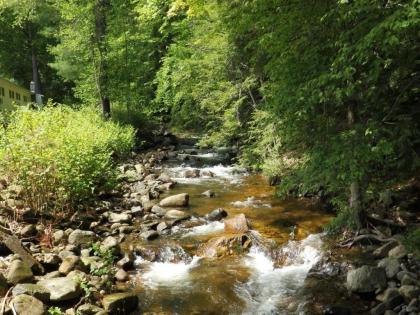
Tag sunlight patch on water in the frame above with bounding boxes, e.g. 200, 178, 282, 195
236, 234, 323, 314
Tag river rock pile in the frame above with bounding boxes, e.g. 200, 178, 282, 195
346, 242, 420, 315
0, 145, 246, 314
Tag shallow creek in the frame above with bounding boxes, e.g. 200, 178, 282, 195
128, 151, 333, 314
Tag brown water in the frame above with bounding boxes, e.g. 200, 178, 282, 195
129, 154, 333, 314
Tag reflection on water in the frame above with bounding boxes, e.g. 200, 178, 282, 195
131, 157, 332, 314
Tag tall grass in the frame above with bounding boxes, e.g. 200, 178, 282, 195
0, 105, 135, 215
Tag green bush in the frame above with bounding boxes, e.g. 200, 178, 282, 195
0, 104, 135, 214
403, 228, 420, 258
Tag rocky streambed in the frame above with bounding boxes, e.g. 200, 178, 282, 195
0, 142, 418, 315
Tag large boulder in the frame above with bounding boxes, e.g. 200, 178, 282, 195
6, 260, 34, 284
102, 292, 138, 314
198, 234, 252, 258
37, 277, 81, 301
12, 283, 50, 302
159, 193, 189, 207
224, 214, 250, 234
9, 294, 45, 315
68, 230, 97, 247
346, 266, 387, 293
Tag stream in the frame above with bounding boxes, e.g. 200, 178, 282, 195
127, 148, 333, 314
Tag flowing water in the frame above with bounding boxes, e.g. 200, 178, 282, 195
129, 150, 333, 314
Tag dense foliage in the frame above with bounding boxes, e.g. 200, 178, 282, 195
0, 105, 134, 214
0, 0, 418, 229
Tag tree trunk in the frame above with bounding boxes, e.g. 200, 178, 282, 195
348, 104, 364, 229
95, 0, 111, 119
28, 24, 43, 103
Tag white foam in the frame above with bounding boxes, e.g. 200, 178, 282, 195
231, 196, 271, 208
142, 256, 201, 288
236, 234, 323, 314
182, 221, 225, 237
164, 164, 247, 184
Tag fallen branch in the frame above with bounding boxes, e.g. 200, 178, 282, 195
339, 233, 395, 248
0, 225, 44, 273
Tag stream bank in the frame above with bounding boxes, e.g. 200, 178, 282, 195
0, 138, 418, 315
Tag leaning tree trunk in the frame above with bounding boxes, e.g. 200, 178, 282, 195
94, 0, 111, 119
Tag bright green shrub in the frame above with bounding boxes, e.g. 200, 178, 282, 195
0, 104, 135, 214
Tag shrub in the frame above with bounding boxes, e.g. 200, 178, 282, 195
0, 104, 135, 215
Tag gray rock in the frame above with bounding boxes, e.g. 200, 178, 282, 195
205, 208, 227, 221
159, 193, 189, 207
202, 190, 215, 198
68, 229, 96, 247
12, 283, 50, 302
37, 253, 61, 266
77, 303, 105, 315
20, 224, 36, 237
401, 274, 418, 286
346, 266, 387, 293
53, 230, 65, 245
183, 169, 200, 178
130, 206, 143, 216
377, 288, 400, 302
157, 221, 169, 233
164, 209, 190, 221
371, 302, 386, 315
374, 241, 398, 258
116, 254, 134, 270
42, 271, 61, 279
140, 230, 159, 241
107, 212, 132, 224
58, 250, 75, 261
102, 292, 138, 314
399, 285, 420, 301
9, 294, 45, 315
59, 255, 80, 275
115, 269, 128, 281
378, 257, 401, 279
38, 277, 81, 301
151, 205, 167, 216
100, 236, 119, 252
6, 260, 33, 284
389, 245, 407, 259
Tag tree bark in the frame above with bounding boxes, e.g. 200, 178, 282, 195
348, 104, 363, 229
28, 24, 43, 101
95, 0, 111, 119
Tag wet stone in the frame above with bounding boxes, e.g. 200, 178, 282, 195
140, 230, 159, 241
102, 292, 138, 314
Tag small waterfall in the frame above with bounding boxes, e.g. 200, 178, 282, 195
137, 245, 201, 288
235, 234, 323, 314
182, 221, 225, 238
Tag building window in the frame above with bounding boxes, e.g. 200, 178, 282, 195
0, 97, 3, 105
16, 93, 21, 101
0, 87, 4, 96
9, 90, 14, 99
23, 96, 28, 102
